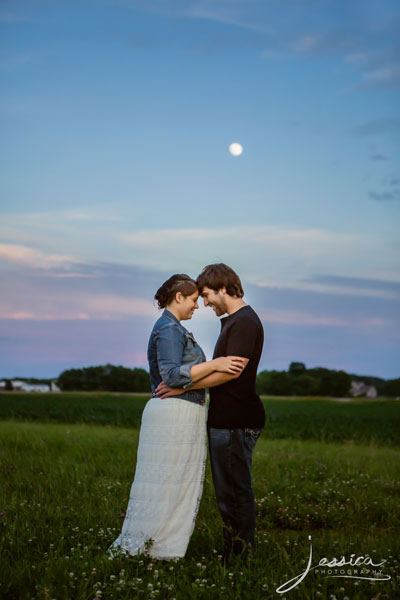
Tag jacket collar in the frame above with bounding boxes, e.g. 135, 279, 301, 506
162, 308, 181, 325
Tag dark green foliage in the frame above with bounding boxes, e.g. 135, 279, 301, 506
288, 361, 306, 375
57, 364, 151, 392
256, 370, 294, 395
384, 377, 400, 397
257, 364, 351, 397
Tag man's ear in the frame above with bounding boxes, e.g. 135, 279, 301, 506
220, 286, 227, 295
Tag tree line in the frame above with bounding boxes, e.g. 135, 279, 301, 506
256, 363, 400, 397
52, 362, 400, 397
256, 363, 352, 396
57, 364, 150, 392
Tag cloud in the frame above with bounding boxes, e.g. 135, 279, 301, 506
1, 256, 398, 379
360, 64, 400, 91
352, 118, 400, 136
1, 214, 398, 300
289, 33, 351, 57
370, 153, 388, 161
345, 52, 369, 63
184, 6, 274, 35
0, 207, 125, 251
0, 243, 83, 270
0, 293, 159, 321
369, 190, 400, 202
259, 308, 385, 329
302, 274, 400, 297
255, 279, 399, 301
135, 0, 275, 34
117, 224, 399, 288
291, 35, 321, 53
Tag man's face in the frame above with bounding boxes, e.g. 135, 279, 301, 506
201, 286, 228, 317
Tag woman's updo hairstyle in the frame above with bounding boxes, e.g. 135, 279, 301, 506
154, 274, 198, 309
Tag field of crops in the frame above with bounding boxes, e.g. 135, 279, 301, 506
1, 393, 399, 599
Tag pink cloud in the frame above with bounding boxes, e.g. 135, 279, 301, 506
0, 292, 159, 321
0, 243, 81, 269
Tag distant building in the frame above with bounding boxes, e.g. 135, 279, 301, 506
350, 381, 377, 398
21, 383, 51, 392
1, 380, 51, 392
0, 379, 60, 392
10, 380, 25, 390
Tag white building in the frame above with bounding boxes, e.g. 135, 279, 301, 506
350, 381, 377, 398
0, 379, 60, 392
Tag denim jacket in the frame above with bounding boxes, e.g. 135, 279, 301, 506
147, 309, 207, 405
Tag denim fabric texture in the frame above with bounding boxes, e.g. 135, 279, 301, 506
147, 309, 207, 405
208, 426, 262, 557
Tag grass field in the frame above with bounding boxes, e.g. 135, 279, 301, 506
1, 393, 399, 599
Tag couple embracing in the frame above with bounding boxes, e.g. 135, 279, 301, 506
108, 263, 265, 562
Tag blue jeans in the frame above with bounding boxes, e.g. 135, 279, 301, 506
208, 427, 262, 557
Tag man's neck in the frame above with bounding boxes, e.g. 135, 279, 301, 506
226, 298, 247, 315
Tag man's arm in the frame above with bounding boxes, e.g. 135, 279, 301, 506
155, 359, 249, 398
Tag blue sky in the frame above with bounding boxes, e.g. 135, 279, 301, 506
0, 0, 399, 379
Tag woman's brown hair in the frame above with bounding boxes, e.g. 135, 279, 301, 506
154, 274, 198, 309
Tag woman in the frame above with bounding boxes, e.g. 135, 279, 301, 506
108, 274, 245, 561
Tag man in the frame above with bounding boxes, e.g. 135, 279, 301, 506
156, 263, 265, 561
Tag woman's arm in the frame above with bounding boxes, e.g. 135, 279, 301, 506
189, 356, 246, 383
190, 365, 248, 388
155, 359, 250, 398
155, 323, 193, 388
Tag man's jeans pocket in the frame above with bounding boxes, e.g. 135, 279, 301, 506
244, 428, 262, 441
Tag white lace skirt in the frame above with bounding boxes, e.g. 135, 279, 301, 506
107, 396, 207, 561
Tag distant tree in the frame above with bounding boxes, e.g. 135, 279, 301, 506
292, 373, 319, 396
4, 379, 13, 391
256, 370, 294, 395
57, 365, 151, 392
57, 368, 84, 391
384, 378, 400, 397
317, 370, 351, 397
257, 366, 352, 397
289, 362, 306, 376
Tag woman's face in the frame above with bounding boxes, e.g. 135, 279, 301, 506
180, 291, 200, 320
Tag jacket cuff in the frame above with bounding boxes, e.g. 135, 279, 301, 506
180, 364, 193, 389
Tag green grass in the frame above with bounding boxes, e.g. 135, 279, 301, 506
1, 392, 399, 446
0, 394, 399, 599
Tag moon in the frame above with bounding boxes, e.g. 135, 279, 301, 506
229, 142, 243, 156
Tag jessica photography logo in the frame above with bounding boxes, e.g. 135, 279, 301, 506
276, 535, 391, 594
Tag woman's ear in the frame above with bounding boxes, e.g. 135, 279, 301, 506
175, 291, 184, 303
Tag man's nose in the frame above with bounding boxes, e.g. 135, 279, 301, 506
203, 298, 208, 306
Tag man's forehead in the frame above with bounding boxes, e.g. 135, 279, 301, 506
201, 287, 217, 297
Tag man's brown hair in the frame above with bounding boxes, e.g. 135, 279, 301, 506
196, 263, 244, 298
